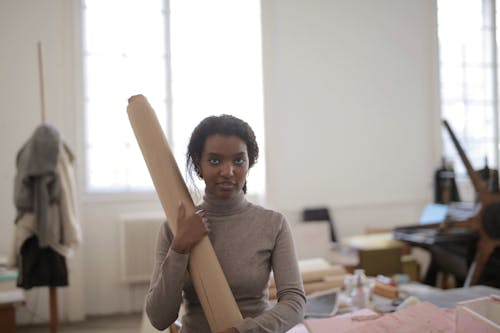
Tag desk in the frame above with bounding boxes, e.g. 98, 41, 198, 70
303, 284, 500, 333
0, 290, 24, 333
394, 224, 478, 287
1, 270, 25, 333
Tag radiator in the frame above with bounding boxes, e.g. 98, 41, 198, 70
119, 213, 165, 283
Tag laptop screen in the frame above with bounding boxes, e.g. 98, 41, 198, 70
419, 204, 449, 225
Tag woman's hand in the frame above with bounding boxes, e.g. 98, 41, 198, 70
171, 201, 210, 254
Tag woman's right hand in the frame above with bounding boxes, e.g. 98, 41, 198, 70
171, 201, 210, 254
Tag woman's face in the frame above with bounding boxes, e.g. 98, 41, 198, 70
199, 134, 249, 199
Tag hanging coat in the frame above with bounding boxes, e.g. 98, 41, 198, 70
11, 124, 82, 289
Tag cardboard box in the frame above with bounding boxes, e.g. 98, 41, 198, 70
456, 296, 500, 333
342, 233, 404, 276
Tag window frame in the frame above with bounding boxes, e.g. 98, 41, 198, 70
438, 0, 500, 195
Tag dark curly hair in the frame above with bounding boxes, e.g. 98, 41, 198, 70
186, 114, 259, 194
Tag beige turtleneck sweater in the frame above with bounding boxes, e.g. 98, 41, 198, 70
145, 191, 305, 333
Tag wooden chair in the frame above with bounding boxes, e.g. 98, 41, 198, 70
462, 203, 500, 287
443, 120, 500, 287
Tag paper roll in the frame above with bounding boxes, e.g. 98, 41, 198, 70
127, 95, 242, 332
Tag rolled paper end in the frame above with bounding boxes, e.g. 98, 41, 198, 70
128, 94, 150, 107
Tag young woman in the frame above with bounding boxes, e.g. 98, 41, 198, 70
145, 115, 305, 333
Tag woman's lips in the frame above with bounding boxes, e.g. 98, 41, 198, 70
217, 181, 236, 190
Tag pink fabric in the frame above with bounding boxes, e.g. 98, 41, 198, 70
305, 302, 456, 333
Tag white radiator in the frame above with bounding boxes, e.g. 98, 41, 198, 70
119, 213, 165, 283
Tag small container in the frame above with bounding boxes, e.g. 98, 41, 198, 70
343, 274, 355, 296
350, 269, 370, 309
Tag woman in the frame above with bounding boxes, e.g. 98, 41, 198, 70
145, 115, 305, 333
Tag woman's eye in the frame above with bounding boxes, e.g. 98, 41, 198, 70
208, 158, 219, 165
234, 158, 246, 165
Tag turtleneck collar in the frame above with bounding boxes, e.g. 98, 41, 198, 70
201, 190, 249, 216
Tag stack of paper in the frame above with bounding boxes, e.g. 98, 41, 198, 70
270, 258, 346, 299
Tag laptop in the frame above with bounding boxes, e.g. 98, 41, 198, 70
394, 203, 476, 244
419, 203, 449, 225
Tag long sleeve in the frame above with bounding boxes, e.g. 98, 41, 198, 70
145, 222, 189, 330
234, 218, 306, 333
166, 193, 306, 333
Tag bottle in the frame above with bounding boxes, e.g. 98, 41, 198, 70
350, 269, 368, 309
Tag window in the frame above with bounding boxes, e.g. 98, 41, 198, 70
83, 0, 265, 197
438, 0, 498, 177
169, 0, 265, 197
83, 0, 168, 192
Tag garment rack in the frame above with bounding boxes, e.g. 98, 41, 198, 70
37, 40, 58, 333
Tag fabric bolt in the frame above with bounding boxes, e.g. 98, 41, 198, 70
145, 191, 306, 333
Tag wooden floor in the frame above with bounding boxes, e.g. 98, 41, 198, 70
16, 312, 142, 333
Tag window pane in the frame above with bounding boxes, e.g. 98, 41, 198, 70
83, 0, 167, 192
466, 104, 494, 140
170, 0, 265, 196
438, 0, 497, 177
85, 1, 166, 55
83, 0, 265, 196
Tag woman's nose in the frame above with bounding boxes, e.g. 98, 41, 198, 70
220, 162, 234, 176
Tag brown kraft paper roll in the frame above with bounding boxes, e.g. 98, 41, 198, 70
127, 95, 242, 332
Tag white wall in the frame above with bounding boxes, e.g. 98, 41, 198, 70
262, 0, 441, 236
0, 0, 86, 324
0, 0, 441, 323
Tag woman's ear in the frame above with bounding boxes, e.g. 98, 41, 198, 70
194, 163, 203, 179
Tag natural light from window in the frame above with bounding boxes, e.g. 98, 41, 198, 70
83, 0, 168, 192
83, 0, 265, 198
437, 0, 497, 175
170, 0, 265, 198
